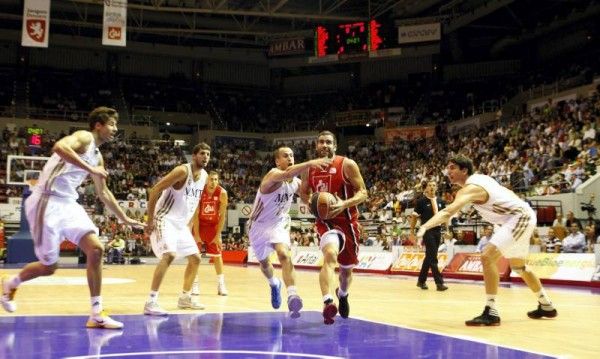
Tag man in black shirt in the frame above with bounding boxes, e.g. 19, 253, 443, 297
410, 180, 448, 291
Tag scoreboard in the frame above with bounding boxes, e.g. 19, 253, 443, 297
315, 19, 395, 57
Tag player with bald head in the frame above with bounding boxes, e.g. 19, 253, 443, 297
248, 146, 330, 318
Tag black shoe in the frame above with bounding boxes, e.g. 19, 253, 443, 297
527, 304, 557, 319
336, 288, 350, 319
416, 282, 428, 290
465, 306, 500, 326
436, 284, 448, 291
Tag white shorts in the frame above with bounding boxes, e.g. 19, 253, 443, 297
25, 192, 98, 265
490, 208, 536, 259
151, 217, 199, 258
249, 222, 290, 262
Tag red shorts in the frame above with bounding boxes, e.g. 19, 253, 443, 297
197, 223, 221, 256
315, 217, 360, 267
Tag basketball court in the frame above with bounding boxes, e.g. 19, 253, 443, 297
1, 263, 598, 358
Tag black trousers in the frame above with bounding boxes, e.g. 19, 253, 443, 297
418, 228, 444, 285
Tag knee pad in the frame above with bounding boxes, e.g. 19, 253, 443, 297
511, 265, 528, 275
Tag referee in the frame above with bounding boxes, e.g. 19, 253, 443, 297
410, 180, 448, 291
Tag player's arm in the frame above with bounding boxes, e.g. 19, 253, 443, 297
53, 130, 107, 179
260, 157, 331, 193
92, 155, 144, 228
329, 159, 368, 218
190, 205, 200, 241
298, 169, 312, 205
417, 184, 486, 238
211, 190, 229, 250
146, 165, 188, 233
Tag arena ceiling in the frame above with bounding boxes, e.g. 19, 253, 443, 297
0, 0, 597, 57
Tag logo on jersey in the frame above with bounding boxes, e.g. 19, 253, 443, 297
329, 168, 337, 174
203, 203, 216, 214
313, 176, 331, 192
186, 187, 202, 198
274, 192, 292, 204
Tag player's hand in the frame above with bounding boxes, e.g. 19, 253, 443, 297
416, 226, 426, 240
90, 166, 108, 179
327, 194, 346, 218
145, 219, 155, 234
210, 233, 223, 251
125, 218, 146, 229
311, 157, 333, 170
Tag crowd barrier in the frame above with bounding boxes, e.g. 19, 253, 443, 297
247, 245, 600, 288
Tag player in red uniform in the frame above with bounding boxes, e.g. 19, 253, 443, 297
299, 131, 368, 324
193, 171, 229, 296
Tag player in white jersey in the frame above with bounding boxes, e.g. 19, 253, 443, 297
417, 155, 557, 326
248, 146, 330, 317
0, 107, 144, 329
143, 143, 210, 316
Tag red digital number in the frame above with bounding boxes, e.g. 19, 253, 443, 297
30, 134, 42, 146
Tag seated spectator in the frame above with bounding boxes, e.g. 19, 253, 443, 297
541, 228, 561, 253
565, 211, 581, 228
106, 236, 126, 264
530, 229, 542, 245
552, 212, 566, 227
562, 224, 586, 253
477, 225, 493, 252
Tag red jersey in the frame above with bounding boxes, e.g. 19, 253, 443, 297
308, 155, 358, 222
198, 185, 224, 225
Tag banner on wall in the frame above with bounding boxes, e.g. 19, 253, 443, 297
21, 0, 50, 48
443, 253, 510, 279
511, 253, 596, 282
390, 252, 448, 273
103, 0, 127, 47
398, 23, 441, 44
384, 126, 436, 143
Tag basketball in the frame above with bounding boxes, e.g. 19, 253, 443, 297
310, 191, 337, 220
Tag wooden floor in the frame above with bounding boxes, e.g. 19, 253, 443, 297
2, 263, 599, 358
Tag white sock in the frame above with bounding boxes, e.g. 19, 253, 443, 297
268, 277, 279, 287
8, 275, 22, 289
486, 294, 497, 309
148, 291, 159, 302
338, 288, 348, 297
534, 289, 553, 307
217, 274, 225, 285
323, 294, 334, 304
91, 296, 103, 315
182, 290, 191, 297
192, 281, 200, 295
287, 286, 298, 297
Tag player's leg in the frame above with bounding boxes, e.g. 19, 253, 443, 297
509, 257, 557, 319
319, 232, 340, 325
2, 193, 58, 313
144, 231, 175, 316
178, 253, 205, 310
79, 232, 123, 329
273, 243, 302, 318
466, 242, 502, 326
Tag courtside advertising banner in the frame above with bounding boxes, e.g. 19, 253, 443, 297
511, 253, 597, 282
390, 252, 448, 273
21, 0, 50, 48
103, 0, 127, 47
355, 252, 394, 271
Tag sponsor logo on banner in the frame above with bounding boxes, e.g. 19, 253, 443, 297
391, 252, 447, 272
117, 200, 147, 213
511, 253, 597, 282
356, 252, 394, 271
292, 248, 323, 267
22, 0, 50, 48
103, 0, 127, 47
384, 126, 435, 143
398, 23, 441, 44
268, 38, 306, 56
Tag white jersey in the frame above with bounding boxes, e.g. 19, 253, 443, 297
154, 164, 207, 226
466, 174, 533, 224
34, 136, 100, 200
249, 177, 301, 229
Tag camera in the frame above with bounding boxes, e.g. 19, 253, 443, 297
581, 203, 596, 216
